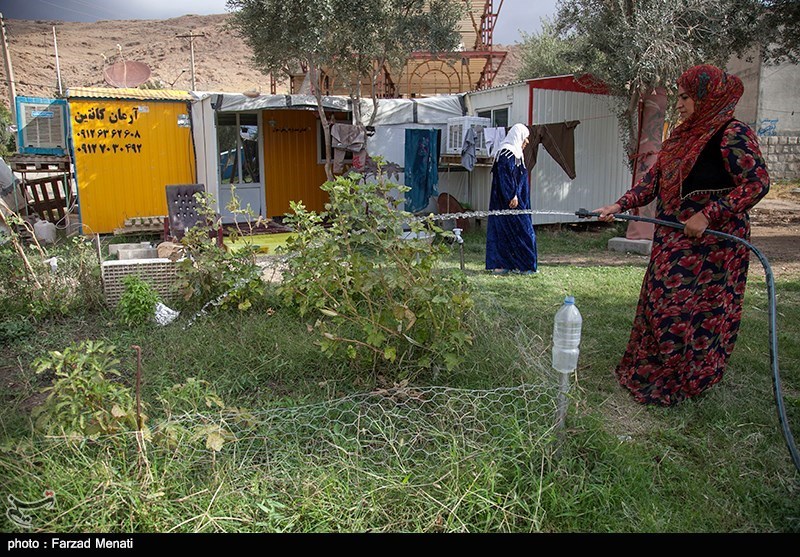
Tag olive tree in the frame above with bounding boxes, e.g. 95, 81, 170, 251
761, 0, 800, 63
547, 0, 765, 163
225, 0, 463, 180
516, 18, 583, 80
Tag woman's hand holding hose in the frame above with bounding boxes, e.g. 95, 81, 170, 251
592, 203, 621, 222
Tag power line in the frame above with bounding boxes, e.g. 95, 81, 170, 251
31, 0, 100, 21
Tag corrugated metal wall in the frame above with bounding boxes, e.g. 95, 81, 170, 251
262, 109, 328, 218
529, 88, 631, 224
70, 98, 196, 234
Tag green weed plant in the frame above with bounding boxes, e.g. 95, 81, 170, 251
31, 340, 142, 437
173, 191, 265, 313
117, 275, 160, 327
278, 163, 474, 379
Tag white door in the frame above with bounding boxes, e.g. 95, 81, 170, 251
216, 112, 264, 224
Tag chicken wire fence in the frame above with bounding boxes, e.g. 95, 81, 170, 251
16, 377, 566, 531
158, 380, 562, 472
165, 247, 573, 485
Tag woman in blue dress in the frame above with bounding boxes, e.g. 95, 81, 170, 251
485, 123, 538, 274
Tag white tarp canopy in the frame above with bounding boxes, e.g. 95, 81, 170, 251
359, 94, 466, 125
196, 92, 352, 113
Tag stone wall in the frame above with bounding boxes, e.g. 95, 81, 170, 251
762, 135, 800, 182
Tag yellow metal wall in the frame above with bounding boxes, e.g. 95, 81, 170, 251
70, 99, 196, 234
263, 109, 328, 217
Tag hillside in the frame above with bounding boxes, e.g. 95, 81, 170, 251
0, 14, 523, 107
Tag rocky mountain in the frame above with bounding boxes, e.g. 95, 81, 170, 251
0, 13, 523, 107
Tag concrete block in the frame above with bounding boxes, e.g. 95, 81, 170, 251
109, 241, 152, 256
608, 236, 652, 256
788, 136, 799, 145
117, 247, 159, 260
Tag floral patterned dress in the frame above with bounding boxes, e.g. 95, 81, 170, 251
614, 120, 770, 406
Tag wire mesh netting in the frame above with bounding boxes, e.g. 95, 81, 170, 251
6, 377, 569, 532
163, 381, 562, 471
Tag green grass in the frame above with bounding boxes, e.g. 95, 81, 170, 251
0, 223, 798, 533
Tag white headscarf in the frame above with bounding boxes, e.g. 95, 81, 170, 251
494, 123, 529, 163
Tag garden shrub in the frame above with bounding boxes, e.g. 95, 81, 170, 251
173, 192, 266, 313
278, 163, 474, 380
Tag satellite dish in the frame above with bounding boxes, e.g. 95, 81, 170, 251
104, 61, 152, 88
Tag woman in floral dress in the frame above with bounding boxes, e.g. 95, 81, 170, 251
594, 64, 770, 406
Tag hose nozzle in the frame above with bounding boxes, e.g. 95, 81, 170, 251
575, 208, 600, 219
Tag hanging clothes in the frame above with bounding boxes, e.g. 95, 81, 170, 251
523, 121, 580, 179
331, 123, 366, 173
404, 128, 439, 213
460, 127, 477, 171
484, 126, 507, 158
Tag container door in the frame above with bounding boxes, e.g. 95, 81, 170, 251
216, 112, 263, 224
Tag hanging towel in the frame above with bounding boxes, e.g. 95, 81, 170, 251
404, 128, 439, 213
461, 127, 477, 171
331, 123, 367, 173
523, 121, 580, 179
331, 123, 366, 152
484, 126, 506, 157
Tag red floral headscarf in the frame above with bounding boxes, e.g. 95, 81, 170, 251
657, 64, 744, 211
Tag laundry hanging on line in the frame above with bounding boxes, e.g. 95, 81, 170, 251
404, 128, 440, 213
484, 126, 507, 158
460, 127, 477, 171
523, 121, 580, 179
331, 123, 367, 173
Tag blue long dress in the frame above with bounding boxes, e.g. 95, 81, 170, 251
485, 149, 537, 272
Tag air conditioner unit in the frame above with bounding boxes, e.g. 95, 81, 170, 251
446, 116, 491, 157
15, 96, 68, 156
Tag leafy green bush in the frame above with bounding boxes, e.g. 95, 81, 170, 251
0, 316, 34, 345
117, 275, 160, 326
172, 191, 266, 314
31, 340, 142, 436
278, 163, 474, 379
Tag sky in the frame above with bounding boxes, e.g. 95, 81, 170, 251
0, 0, 560, 45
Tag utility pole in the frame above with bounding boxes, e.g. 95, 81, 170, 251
176, 31, 204, 90
0, 13, 16, 122
53, 26, 62, 96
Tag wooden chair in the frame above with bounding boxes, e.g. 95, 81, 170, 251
437, 192, 471, 232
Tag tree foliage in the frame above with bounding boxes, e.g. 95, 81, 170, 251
516, 18, 583, 80
761, 0, 800, 64
0, 104, 16, 157
550, 0, 765, 161
225, 0, 463, 179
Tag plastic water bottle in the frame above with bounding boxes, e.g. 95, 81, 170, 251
552, 296, 583, 373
